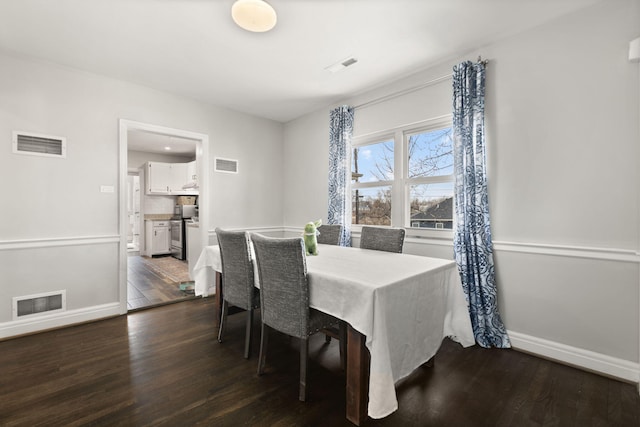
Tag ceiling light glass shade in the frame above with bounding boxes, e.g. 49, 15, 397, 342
232, 0, 277, 33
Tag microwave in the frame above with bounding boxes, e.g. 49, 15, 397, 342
174, 204, 196, 219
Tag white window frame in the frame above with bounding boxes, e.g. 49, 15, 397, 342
351, 115, 454, 239
351, 133, 395, 227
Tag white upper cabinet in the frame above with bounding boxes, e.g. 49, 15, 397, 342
169, 162, 188, 195
187, 161, 197, 185
146, 162, 172, 194
145, 161, 198, 195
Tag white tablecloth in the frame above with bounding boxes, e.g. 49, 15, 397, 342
193, 244, 475, 419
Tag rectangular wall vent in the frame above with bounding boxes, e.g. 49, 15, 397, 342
214, 157, 239, 174
13, 131, 66, 158
13, 290, 66, 320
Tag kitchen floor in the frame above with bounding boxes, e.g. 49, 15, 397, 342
127, 254, 196, 311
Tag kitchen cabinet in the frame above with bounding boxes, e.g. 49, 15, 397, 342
145, 161, 198, 195
170, 163, 188, 195
146, 162, 172, 194
145, 220, 171, 256
186, 222, 201, 280
187, 161, 197, 185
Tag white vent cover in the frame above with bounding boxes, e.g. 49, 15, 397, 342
215, 157, 239, 174
13, 131, 66, 158
325, 56, 359, 73
13, 290, 66, 320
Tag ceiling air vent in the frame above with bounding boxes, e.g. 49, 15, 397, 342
325, 56, 359, 73
13, 131, 66, 158
215, 157, 238, 174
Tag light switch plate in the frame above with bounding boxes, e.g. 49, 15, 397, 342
100, 185, 115, 193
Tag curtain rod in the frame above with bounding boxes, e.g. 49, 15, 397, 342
353, 57, 487, 111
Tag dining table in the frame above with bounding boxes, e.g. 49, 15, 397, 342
193, 242, 475, 425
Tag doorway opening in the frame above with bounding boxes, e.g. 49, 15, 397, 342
118, 120, 210, 313
127, 172, 141, 253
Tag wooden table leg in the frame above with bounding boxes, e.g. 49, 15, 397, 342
346, 324, 369, 426
213, 271, 223, 329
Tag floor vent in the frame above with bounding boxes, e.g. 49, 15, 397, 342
214, 157, 238, 174
13, 131, 67, 158
13, 291, 66, 320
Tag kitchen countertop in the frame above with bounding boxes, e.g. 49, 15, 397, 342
144, 214, 174, 221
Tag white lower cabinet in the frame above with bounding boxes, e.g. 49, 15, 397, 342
186, 223, 201, 280
145, 220, 171, 256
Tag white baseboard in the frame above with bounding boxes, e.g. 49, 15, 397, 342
508, 330, 639, 383
0, 302, 121, 340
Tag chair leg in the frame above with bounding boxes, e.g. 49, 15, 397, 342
244, 308, 254, 359
257, 323, 268, 376
338, 321, 347, 371
217, 300, 228, 343
299, 337, 308, 402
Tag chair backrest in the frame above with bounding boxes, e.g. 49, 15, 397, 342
359, 226, 405, 253
316, 224, 343, 246
216, 228, 254, 309
251, 233, 309, 339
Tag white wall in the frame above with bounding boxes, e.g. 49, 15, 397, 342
283, 0, 640, 380
0, 52, 283, 334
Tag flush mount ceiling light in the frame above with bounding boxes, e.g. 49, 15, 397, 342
231, 0, 277, 33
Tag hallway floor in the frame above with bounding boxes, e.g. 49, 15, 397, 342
127, 255, 196, 311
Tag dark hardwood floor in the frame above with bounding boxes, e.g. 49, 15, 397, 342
1, 298, 638, 426
127, 255, 195, 311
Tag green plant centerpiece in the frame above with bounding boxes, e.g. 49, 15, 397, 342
303, 219, 322, 256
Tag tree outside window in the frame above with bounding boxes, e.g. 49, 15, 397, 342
406, 128, 453, 229
351, 140, 393, 226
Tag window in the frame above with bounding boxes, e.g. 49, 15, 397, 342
351, 118, 454, 232
406, 127, 454, 230
352, 139, 393, 226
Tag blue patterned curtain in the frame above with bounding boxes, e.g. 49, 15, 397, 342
452, 61, 510, 348
328, 105, 354, 246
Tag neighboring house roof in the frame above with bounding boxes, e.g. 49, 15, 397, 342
411, 197, 453, 221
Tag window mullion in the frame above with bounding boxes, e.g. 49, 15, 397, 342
392, 129, 404, 228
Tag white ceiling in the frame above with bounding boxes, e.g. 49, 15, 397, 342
127, 129, 198, 155
0, 0, 601, 124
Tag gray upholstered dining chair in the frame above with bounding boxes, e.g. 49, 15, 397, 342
316, 223, 345, 345
316, 224, 343, 245
216, 228, 260, 359
359, 226, 406, 253
251, 233, 345, 402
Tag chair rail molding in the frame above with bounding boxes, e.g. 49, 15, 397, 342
209, 226, 285, 238
0, 235, 120, 251
492, 240, 640, 263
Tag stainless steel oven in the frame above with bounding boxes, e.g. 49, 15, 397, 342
171, 204, 196, 260
170, 219, 184, 260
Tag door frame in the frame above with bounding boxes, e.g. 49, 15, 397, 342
118, 119, 210, 314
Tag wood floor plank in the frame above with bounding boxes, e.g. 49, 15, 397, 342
126, 255, 194, 311
1, 298, 638, 427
